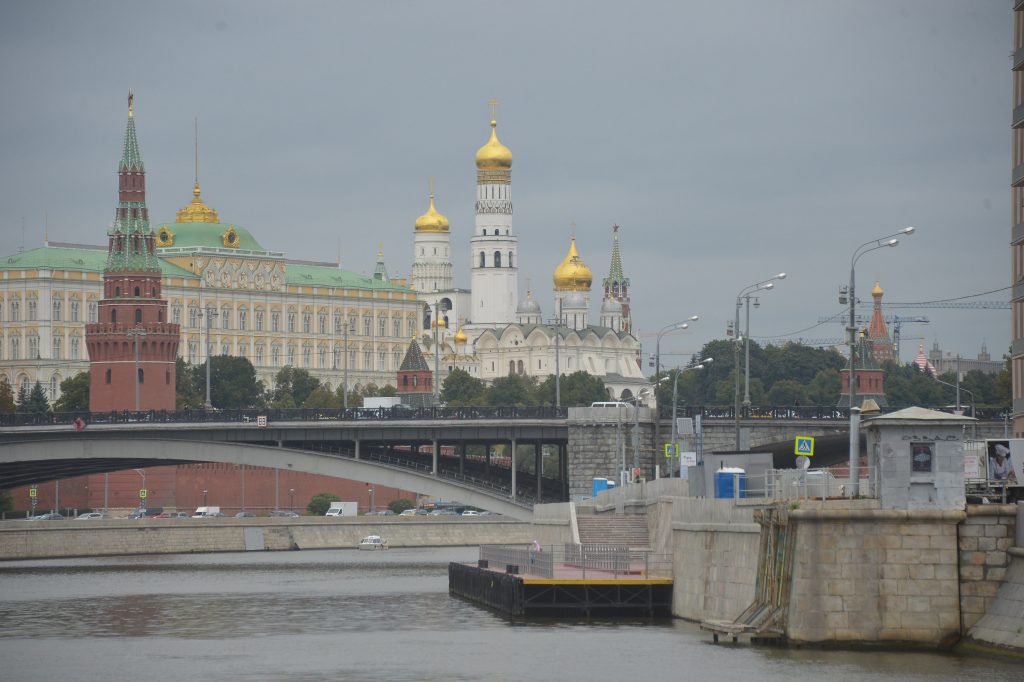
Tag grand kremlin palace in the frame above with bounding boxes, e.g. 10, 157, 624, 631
0, 189, 421, 401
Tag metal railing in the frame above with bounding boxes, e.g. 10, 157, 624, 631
478, 543, 672, 579
0, 405, 569, 428
656, 404, 1008, 421
715, 466, 879, 501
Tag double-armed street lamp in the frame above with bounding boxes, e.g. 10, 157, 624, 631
733, 273, 786, 449
198, 305, 219, 409
653, 316, 699, 380
843, 226, 915, 496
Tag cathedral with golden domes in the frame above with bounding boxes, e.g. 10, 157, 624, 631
411, 107, 648, 400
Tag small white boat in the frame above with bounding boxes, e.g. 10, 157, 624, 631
358, 535, 388, 550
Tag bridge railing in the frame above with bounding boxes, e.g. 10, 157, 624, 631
655, 405, 1009, 421
0, 405, 569, 428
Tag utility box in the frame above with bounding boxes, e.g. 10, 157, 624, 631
863, 407, 974, 510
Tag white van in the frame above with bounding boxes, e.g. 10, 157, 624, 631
324, 501, 357, 517
192, 506, 221, 518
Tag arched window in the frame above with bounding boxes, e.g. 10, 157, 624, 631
479, 251, 485, 268
517, 360, 524, 374
509, 360, 515, 375
494, 251, 502, 268
165, 370, 171, 384
403, 375, 409, 387
508, 252, 513, 268
134, 286, 140, 297
412, 376, 418, 387
111, 309, 117, 324
105, 368, 112, 384
157, 310, 163, 322
138, 368, 144, 384
115, 287, 120, 297
135, 308, 142, 323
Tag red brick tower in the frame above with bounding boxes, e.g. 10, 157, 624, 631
86, 91, 179, 412
397, 337, 434, 407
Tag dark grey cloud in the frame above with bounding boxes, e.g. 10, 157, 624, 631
0, 0, 1009, 368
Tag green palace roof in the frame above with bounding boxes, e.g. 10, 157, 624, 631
0, 244, 196, 279
284, 261, 407, 291
155, 221, 267, 253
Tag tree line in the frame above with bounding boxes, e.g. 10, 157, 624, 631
0, 340, 1010, 415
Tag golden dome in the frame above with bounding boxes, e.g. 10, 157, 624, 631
454, 326, 467, 345
872, 281, 884, 296
553, 237, 592, 291
415, 194, 449, 232
475, 120, 513, 170
431, 317, 447, 329
175, 183, 220, 224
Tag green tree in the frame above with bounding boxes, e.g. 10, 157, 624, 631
378, 384, 397, 397
15, 383, 29, 412
537, 371, 608, 406
54, 372, 90, 412
441, 368, 486, 406
303, 386, 340, 408
0, 380, 16, 413
766, 379, 807, 405
269, 366, 321, 408
806, 368, 841, 405
18, 381, 50, 415
388, 498, 415, 514
361, 383, 381, 398
485, 374, 538, 406
176, 359, 203, 409
884, 363, 945, 407
0, 489, 12, 513
337, 384, 362, 407
198, 356, 265, 409
306, 492, 341, 516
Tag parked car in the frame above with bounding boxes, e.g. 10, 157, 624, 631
74, 512, 107, 520
399, 509, 418, 517
31, 513, 65, 520
235, 511, 257, 518
460, 510, 480, 516
269, 510, 300, 517
154, 512, 189, 519
127, 507, 164, 519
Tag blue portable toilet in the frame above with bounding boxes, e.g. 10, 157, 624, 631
714, 467, 746, 499
592, 477, 610, 497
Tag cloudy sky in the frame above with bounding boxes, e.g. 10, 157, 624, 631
0, 1, 1010, 368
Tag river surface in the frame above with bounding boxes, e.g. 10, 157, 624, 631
0, 547, 1022, 682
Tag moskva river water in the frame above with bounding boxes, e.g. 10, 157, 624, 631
0, 547, 1022, 682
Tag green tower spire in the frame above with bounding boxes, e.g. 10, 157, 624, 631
106, 90, 160, 273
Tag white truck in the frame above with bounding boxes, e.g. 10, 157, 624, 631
362, 397, 401, 409
325, 501, 358, 517
192, 506, 222, 518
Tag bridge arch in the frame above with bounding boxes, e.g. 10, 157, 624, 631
0, 438, 533, 520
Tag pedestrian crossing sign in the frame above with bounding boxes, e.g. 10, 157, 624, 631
794, 436, 815, 456
664, 443, 678, 458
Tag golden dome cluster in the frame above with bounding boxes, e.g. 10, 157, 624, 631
475, 119, 513, 170
415, 194, 450, 232
553, 238, 592, 291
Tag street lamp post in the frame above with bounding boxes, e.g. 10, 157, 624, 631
289, 488, 295, 512
200, 305, 219, 409
127, 326, 148, 412
654, 316, 699, 381
343, 314, 352, 409
670, 358, 712, 477
844, 227, 914, 496
202, 489, 208, 507
733, 274, 786, 450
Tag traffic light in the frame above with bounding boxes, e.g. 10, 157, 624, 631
632, 468, 641, 483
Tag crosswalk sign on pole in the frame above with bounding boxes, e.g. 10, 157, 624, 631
664, 443, 677, 458
794, 436, 815, 457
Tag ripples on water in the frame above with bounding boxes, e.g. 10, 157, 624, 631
1, 548, 1022, 682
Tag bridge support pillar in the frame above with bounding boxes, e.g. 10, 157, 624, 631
354, 439, 360, 460
560, 443, 568, 500
459, 443, 466, 476
510, 438, 517, 500
432, 439, 439, 475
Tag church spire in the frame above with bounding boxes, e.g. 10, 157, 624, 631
602, 224, 632, 332
120, 89, 144, 172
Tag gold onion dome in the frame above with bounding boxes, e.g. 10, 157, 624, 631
872, 281, 884, 296
553, 237, 592, 291
475, 120, 513, 170
175, 183, 219, 223
415, 194, 449, 232
454, 326, 468, 345
431, 317, 447, 329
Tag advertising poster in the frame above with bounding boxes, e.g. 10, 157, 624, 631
986, 440, 1024, 485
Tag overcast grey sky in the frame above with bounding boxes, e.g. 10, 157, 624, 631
0, 1, 1009, 368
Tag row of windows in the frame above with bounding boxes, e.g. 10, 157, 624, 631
0, 300, 98, 323
478, 251, 514, 268
3, 375, 61, 401
1, 334, 82, 361
178, 306, 417, 337
186, 343, 403, 371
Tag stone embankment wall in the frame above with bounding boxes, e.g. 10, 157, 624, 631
786, 504, 963, 647
566, 408, 654, 499
0, 518, 534, 560
958, 505, 1017, 629
962, 504, 1024, 656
